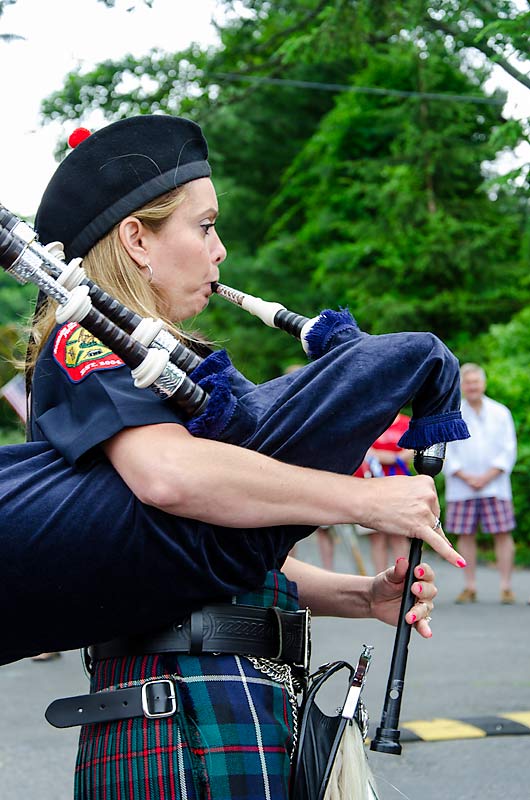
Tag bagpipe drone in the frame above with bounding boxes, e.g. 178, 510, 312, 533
0, 205, 468, 793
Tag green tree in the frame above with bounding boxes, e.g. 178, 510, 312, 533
250, 39, 528, 349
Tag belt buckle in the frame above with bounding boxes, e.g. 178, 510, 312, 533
294, 607, 311, 672
141, 679, 177, 719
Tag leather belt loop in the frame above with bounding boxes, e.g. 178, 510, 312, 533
82, 646, 93, 675
269, 607, 284, 660
298, 607, 311, 674
189, 609, 204, 655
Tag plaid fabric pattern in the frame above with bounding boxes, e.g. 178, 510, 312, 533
75, 570, 300, 800
445, 497, 515, 534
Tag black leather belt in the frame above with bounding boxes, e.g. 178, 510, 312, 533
46, 678, 178, 728
46, 605, 311, 729
88, 604, 311, 667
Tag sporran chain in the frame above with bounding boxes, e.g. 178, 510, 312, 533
247, 656, 302, 760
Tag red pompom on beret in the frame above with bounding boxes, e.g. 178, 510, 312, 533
67, 127, 92, 148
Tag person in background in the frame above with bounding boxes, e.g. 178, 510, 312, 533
364, 413, 414, 574
444, 363, 517, 604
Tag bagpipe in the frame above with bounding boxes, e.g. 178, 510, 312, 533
0, 205, 469, 797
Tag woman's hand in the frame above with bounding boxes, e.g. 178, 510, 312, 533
369, 558, 437, 639
355, 474, 465, 568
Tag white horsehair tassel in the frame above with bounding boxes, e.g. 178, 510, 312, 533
323, 721, 379, 800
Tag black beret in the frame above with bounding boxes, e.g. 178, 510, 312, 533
35, 115, 211, 260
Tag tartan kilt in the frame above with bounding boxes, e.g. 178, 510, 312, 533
75, 570, 300, 800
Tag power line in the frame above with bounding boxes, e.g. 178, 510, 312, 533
212, 72, 505, 106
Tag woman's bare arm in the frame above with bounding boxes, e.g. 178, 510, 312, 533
103, 423, 463, 567
282, 556, 437, 639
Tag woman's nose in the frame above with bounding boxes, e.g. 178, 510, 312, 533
213, 232, 227, 265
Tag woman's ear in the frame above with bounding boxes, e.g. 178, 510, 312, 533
118, 216, 147, 266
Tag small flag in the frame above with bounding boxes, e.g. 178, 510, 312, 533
0, 373, 27, 423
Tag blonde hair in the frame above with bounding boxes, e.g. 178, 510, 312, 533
26, 187, 205, 378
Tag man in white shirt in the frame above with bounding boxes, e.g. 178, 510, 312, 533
444, 363, 517, 604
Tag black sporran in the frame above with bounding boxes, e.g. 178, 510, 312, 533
290, 647, 378, 800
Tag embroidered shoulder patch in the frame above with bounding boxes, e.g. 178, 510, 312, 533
53, 322, 125, 383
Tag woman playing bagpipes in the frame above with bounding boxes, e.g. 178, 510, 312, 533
20, 114, 468, 799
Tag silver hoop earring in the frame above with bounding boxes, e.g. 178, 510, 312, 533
141, 262, 153, 284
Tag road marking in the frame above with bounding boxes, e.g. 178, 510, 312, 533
501, 711, 530, 727
401, 718, 486, 740
369, 713, 530, 743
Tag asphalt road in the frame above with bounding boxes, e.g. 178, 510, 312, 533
1, 532, 529, 799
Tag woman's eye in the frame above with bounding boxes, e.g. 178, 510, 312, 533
200, 222, 216, 235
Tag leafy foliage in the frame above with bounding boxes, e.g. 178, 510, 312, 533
252, 41, 528, 348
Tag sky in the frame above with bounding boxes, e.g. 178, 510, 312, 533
0, 0, 529, 219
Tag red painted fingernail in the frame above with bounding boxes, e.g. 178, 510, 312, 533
409, 614, 417, 623
417, 567, 425, 577
396, 557, 407, 564
456, 558, 467, 568
416, 583, 423, 593
426, 631, 433, 638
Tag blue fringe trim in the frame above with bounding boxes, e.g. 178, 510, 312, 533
186, 369, 238, 440
305, 308, 361, 360
398, 411, 470, 450
189, 349, 232, 382
187, 350, 258, 442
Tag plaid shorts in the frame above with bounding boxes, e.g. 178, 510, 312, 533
445, 497, 515, 534
75, 571, 300, 800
